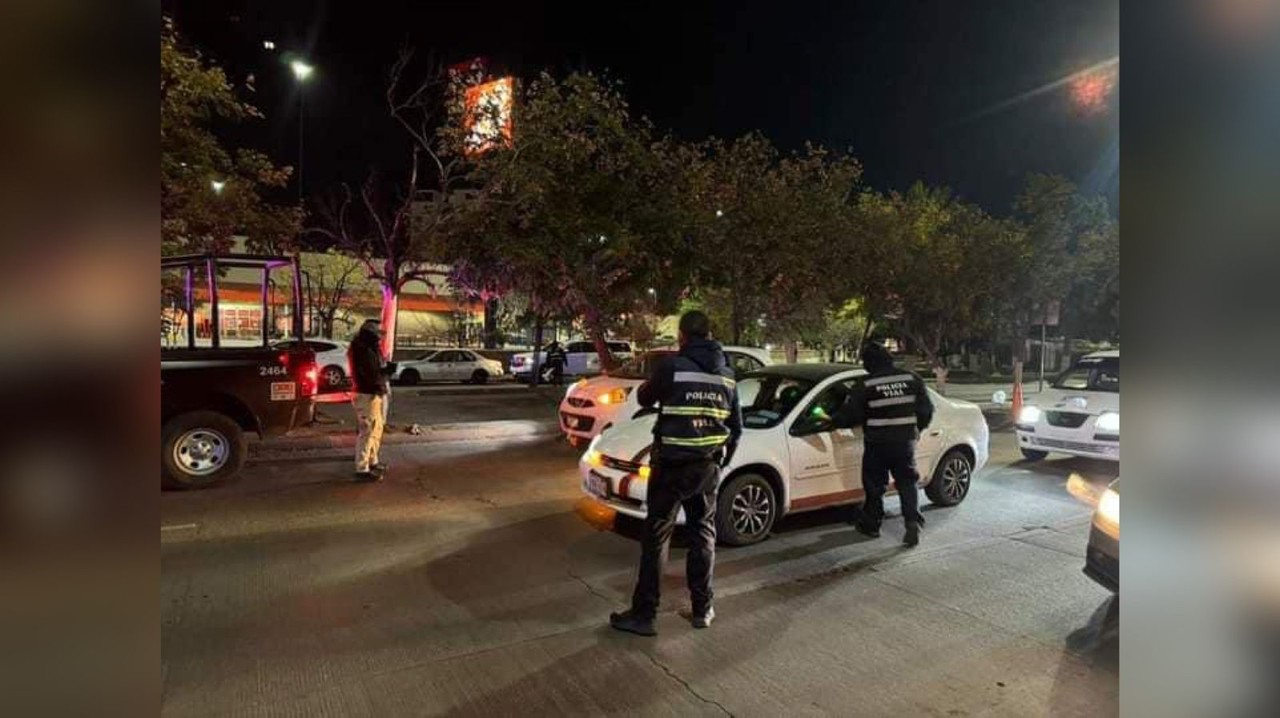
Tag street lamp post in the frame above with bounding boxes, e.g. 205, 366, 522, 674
289, 60, 314, 204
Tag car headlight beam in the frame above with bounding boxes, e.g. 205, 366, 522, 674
1095, 486, 1119, 535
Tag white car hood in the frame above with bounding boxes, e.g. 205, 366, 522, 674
570, 374, 642, 397
593, 414, 658, 462
1033, 387, 1119, 414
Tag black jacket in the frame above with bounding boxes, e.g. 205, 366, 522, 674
834, 365, 933, 443
638, 338, 744, 463
348, 331, 389, 395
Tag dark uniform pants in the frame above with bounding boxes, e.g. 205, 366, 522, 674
861, 440, 923, 529
631, 459, 719, 619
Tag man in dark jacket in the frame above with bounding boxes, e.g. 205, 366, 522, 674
543, 341, 568, 386
610, 311, 742, 636
831, 342, 934, 546
347, 319, 395, 482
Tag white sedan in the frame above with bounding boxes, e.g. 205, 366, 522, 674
394, 348, 505, 385
558, 346, 772, 447
579, 363, 989, 546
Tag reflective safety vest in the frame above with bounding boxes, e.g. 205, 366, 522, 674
860, 369, 929, 443
655, 355, 736, 462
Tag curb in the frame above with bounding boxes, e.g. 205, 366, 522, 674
250, 419, 562, 457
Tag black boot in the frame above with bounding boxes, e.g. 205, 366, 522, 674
904, 521, 920, 547
609, 609, 657, 636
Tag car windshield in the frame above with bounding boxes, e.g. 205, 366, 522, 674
610, 351, 674, 379
1054, 357, 1119, 393
738, 375, 816, 429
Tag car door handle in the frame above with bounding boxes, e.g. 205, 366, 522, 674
927, 430, 942, 437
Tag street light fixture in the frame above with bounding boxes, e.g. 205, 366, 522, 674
715, 209, 724, 218
210, 180, 226, 194
263, 40, 276, 51
289, 60, 315, 204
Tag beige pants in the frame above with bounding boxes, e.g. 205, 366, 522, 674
352, 393, 386, 472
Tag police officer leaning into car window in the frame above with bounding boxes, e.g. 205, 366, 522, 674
610, 310, 742, 636
829, 341, 934, 547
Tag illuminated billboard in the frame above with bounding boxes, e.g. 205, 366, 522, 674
463, 77, 513, 155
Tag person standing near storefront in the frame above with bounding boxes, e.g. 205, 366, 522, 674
347, 319, 393, 482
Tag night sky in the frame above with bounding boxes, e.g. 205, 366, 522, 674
166, 0, 1118, 214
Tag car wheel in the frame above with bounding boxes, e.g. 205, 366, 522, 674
471, 369, 489, 385
1020, 448, 1048, 462
321, 364, 346, 389
717, 473, 777, 546
400, 368, 420, 386
161, 411, 245, 489
925, 449, 973, 506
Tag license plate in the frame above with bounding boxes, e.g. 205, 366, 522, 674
587, 471, 609, 498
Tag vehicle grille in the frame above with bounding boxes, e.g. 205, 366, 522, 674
567, 397, 594, 408
1035, 437, 1118, 454
1046, 411, 1089, 428
560, 412, 595, 431
602, 455, 642, 473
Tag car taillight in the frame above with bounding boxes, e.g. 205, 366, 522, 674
300, 363, 319, 397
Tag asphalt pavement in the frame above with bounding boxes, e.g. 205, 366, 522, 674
163, 404, 1118, 717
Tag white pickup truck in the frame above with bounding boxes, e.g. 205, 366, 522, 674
510, 340, 633, 382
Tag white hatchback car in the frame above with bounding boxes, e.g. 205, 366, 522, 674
579, 364, 989, 545
559, 346, 772, 447
1015, 350, 1119, 462
394, 348, 505, 385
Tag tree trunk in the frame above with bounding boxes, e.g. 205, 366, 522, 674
379, 284, 399, 361
588, 322, 618, 373
785, 340, 798, 364
730, 291, 743, 346
483, 297, 499, 349
530, 316, 545, 387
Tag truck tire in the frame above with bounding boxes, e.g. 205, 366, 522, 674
162, 411, 246, 489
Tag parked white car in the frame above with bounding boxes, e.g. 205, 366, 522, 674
579, 363, 989, 545
559, 346, 772, 447
1015, 350, 1119, 462
272, 338, 350, 392
394, 348, 505, 385
510, 340, 633, 382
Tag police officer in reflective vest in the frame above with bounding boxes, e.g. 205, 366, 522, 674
610, 311, 742, 636
833, 342, 934, 546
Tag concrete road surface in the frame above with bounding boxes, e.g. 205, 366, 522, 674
162, 430, 1118, 717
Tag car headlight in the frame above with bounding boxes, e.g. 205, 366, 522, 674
585, 450, 604, 468
596, 387, 632, 405
637, 465, 651, 480
1018, 405, 1042, 425
1095, 411, 1119, 433
1095, 486, 1119, 534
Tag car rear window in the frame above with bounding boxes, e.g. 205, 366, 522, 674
608, 342, 631, 353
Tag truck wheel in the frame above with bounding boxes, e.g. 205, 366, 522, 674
716, 473, 777, 546
925, 449, 973, 506
1020, 448, 1048, 462
162, 411, 246, 489
400, 368, 420, 386
470, 369, 489, 385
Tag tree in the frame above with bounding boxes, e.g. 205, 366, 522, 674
309, 49, 488, 359
856, 185, 1023, 393
999, 174, 1116, 382
301, 249, 364, 339
160, 17, 300, 256
687, 135, 861, 358
459, 72, 694, 371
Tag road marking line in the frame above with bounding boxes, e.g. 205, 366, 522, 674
160, 523, 198, 532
